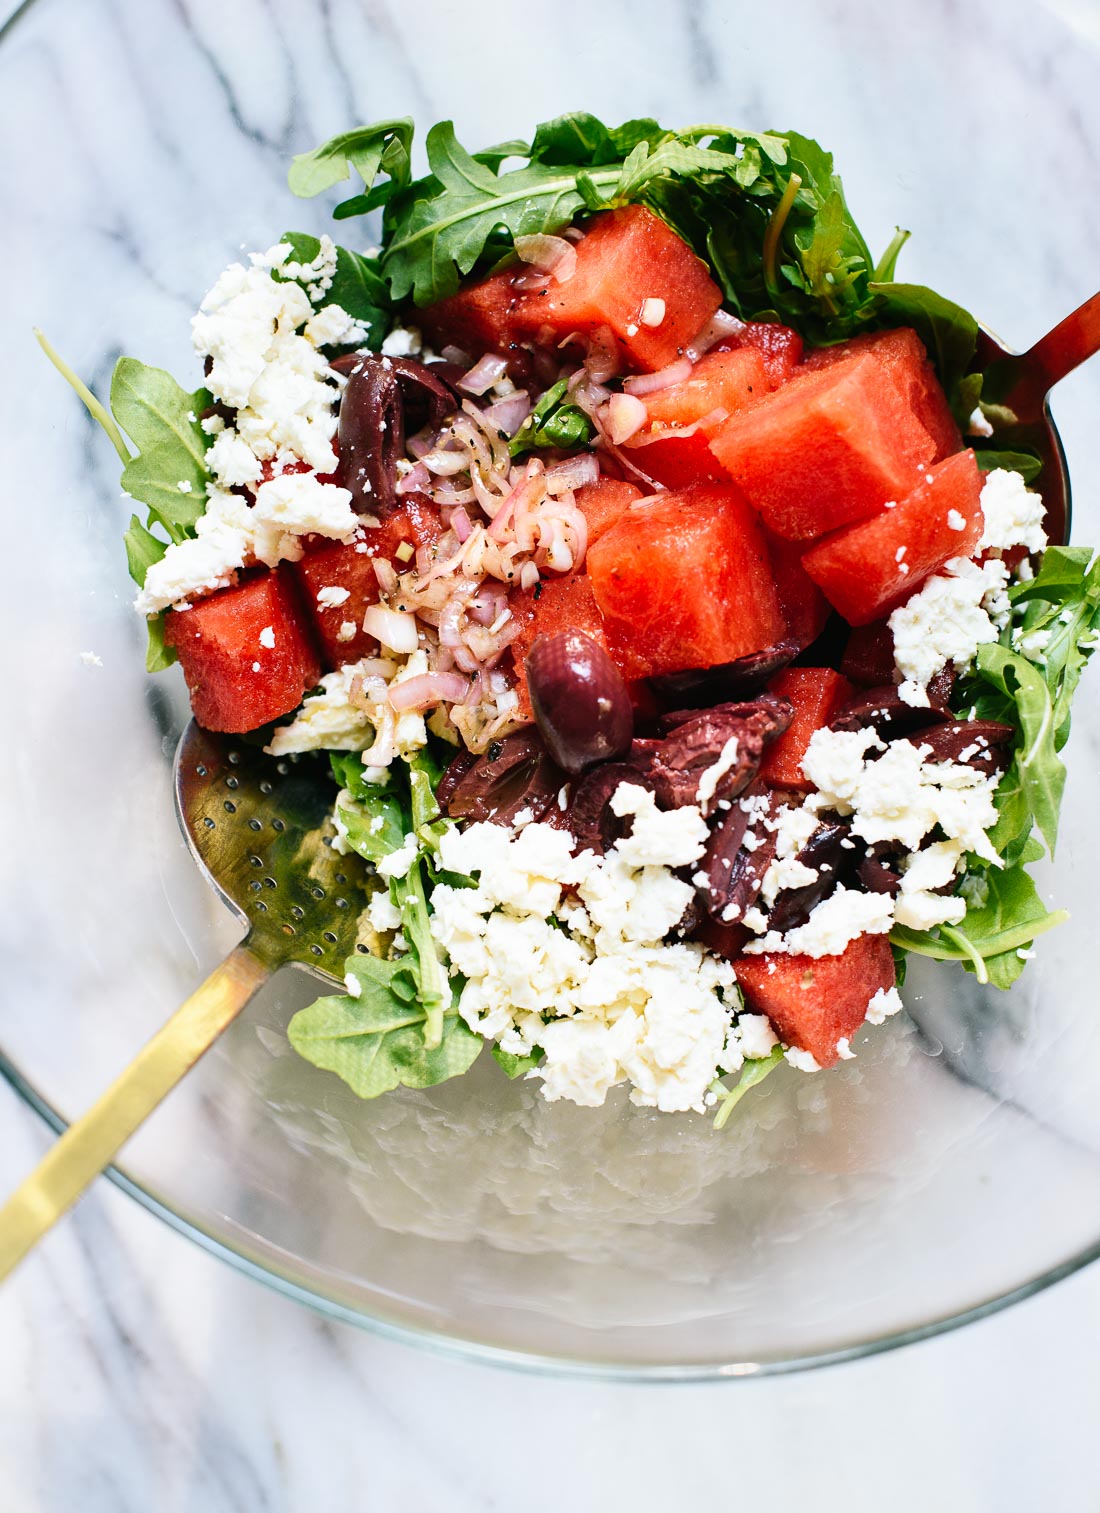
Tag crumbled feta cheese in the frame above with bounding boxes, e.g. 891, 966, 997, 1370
258, 625, 275, 649
609, 784, 709, 869
978, 468, 1048, 555
304, 303, 369, 349
337, 620, 357, 642
381, 325, 423, 358
177, 480, 193, 494
744, 885, 894, 958
205, 427, 263, 488
248, 473, 357, 566
947, 509, 967, 531
430, 788, 742, 1113
79, 651, 103, 667
377, 834, 419, 880
865, 985, 904, 1025
134, 488, 253, 613
803, 726, 1001, 861
784, 1047, 821, 1073
265, 662, 377, 755
367, 891, 404, 933
967, 406, 994, 438
889, 556, 1010, 705
695, 736, 740, 813
836, 1037, 856, 1060
893, 839, 967, 930
735, 1013, 779, 1060
316, 585, 351, 609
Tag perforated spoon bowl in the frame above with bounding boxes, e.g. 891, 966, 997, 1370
0, 722, 371, 1279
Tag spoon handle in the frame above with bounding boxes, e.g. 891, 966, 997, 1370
1001, 290, 1100, 417
0, 944, 270, 1281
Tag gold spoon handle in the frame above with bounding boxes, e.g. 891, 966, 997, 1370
0, 943, 269, 1281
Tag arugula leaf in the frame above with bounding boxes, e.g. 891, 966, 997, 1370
123, 513, 167, 586
287, 118, 414, 206
892, 863, 1068, 988
110, 358, 210, 541
287, 952, 481, 1099
509, 378, 595, 457
393, 858, 450, 1048
975, 449, 1043, 482
975, 643, 1065, 856
277, 231, 391, 350
491, 1043, 544, 1079
34, 329, 131, 464
712, 1047, 784, 1129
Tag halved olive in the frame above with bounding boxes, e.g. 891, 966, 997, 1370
526, 630, 634, 775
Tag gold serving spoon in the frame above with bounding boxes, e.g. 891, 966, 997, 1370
3, 291, 1100, 1280
0, 724, 370, 1279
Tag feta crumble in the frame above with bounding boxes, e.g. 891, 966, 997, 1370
977, 467, 1048, 555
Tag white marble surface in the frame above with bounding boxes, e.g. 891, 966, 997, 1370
5, 0, 1100, 1504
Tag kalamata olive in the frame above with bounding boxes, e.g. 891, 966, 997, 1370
443, 731, 564, 827
697, 788, 778, 922
647, 641, 800, 707
526, 630, 634, 775
830, 684, 950, 740
565, 762, 656, 855
646, 696, 793, 811
858, 854, 902, 896
766, 821, 852, 933
332, 354, 458, 512
904, 718, 1014, 776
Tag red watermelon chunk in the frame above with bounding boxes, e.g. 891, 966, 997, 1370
638, 347, 771, 430
714, 320, 804, 386
419, 269, 525, 358
586, 482, 786, 679
292, 497, 445, 669
511, 206, 722, 371
164, 569, 321, 734
802, 450, 983, 625
575, 478, 643, 545
624, 429, 724, 489
735, 933, 897, 1067
759, 667, 853, 790
709, 333, 944, 540
765, 530, 830, 648
801, 327, 961, 462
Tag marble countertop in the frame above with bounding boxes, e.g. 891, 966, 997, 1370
5, 0, 1100, 1505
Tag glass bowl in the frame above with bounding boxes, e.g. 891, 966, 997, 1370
4, 0, 1100, 1378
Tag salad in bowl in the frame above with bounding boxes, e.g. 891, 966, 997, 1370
45, 113, 1100, 1126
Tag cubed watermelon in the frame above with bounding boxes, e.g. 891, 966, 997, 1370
639, 348, 772, 430
623, 428, 724, 489
765, 530, 830, 648
575, 478, 643, 545
622, 348, 772, 487
586, 482, 786, 679
292, 497, 445, 668
802, 450, 982, 625
801, 327, 960, 462
419, 269, 525, 358
714, 320, 804, 386
759, 667, 854, 790
511, 206, 722, 371
735, 933, 897, 1067
164, 569, 321, 733
709, 332, 945, 539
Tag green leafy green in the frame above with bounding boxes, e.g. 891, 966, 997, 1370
491, 1043, 544, 1079
974, 449, 1043, 482
291, 113, 960, 358
975, 644, 1065, 857
34, 329, 131, 464
110, 358, 211, 540
277, 231, 391, 350
712, 1046, 784, 1129
287, 952, 481, 1099
509, 378, 595, 457
891, 863, 1068, 989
